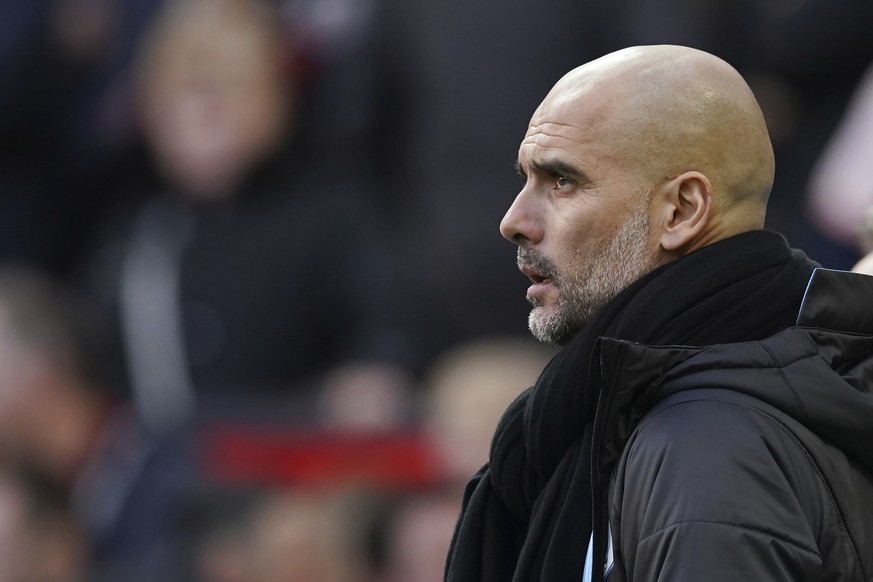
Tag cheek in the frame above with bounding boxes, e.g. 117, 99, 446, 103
552, 218, 607, 267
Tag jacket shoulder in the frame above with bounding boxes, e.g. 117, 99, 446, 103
611, 389, 828, 581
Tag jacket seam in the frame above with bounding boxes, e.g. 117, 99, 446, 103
637, 518, 821, 558
760, 341, 809, 423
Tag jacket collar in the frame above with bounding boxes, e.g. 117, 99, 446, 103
797, 268, 873, 334
593, 268, 873, 479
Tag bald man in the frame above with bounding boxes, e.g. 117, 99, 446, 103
445, 46, 873, 582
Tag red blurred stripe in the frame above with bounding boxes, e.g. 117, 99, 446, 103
201, 426, 445, 490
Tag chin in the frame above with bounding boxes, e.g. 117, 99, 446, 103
528, 307, 580, 345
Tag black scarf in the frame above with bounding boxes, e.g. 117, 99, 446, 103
445, 230, 818, 582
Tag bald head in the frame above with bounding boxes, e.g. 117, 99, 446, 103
502, 46, 775, 343
538, 45, 773, 231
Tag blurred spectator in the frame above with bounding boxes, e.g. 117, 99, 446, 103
192, 336, 553, 582
853, 251, 873, 275
385, 494, 461, 582
0, 265, 112, 483
738, 0, 873, 267
851, 207, 873, 275
807, 61, 873, 251
242, 489, 376, 582
421, 336, 556, 486
381, 490, 459, 582
0, 263, 198, 581
0, 466, 88, 582
182, 486, 382, 582
377, 336, 555, 582
80, 0, 417, 433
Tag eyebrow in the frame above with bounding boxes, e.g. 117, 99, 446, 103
515, 158, 589, 183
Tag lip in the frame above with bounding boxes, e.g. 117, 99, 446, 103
519, 264, 555, 300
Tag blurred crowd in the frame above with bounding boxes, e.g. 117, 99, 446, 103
1, 0, 873, 580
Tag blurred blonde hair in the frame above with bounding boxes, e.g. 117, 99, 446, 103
422, 336, 556, 480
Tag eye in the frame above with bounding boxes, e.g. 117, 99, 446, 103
555, 174, 571, 189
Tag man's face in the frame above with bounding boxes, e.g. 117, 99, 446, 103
500, 86, 660, 344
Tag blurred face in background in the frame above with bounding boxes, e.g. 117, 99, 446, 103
424, 339, 555, 482
195, 492, 367, 582
0, 471, 88, 582
138, 0, 293, 201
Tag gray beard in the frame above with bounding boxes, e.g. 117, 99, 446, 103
525, 204, 656, 345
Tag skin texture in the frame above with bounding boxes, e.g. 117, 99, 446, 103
500, 45, 775, 344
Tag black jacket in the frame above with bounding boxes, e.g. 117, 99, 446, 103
597, 268, 873, 580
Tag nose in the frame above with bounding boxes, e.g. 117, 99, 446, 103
500, 187, 544, 245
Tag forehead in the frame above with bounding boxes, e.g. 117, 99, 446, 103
519, 81, 623, 169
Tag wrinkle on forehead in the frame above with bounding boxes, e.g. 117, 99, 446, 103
521, 124, 587, 150
521, 103, 624, 180
528, 75, 625, 156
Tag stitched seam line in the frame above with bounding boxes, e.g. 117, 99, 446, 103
760, 341, 809, 423
638, 519, 820, 558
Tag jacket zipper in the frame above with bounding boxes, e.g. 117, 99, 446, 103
590, 341, 626, 582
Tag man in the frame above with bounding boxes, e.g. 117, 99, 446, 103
445, 45, 873, 582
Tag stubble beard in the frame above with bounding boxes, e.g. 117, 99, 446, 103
523, 202, 657, 345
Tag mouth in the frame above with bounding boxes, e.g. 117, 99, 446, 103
519, 264, 553, 286
516, 248, 559, 304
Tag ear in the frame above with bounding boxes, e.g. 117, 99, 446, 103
655, 171, 713, 252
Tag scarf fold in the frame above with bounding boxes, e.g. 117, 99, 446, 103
445, 230, 818, 582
